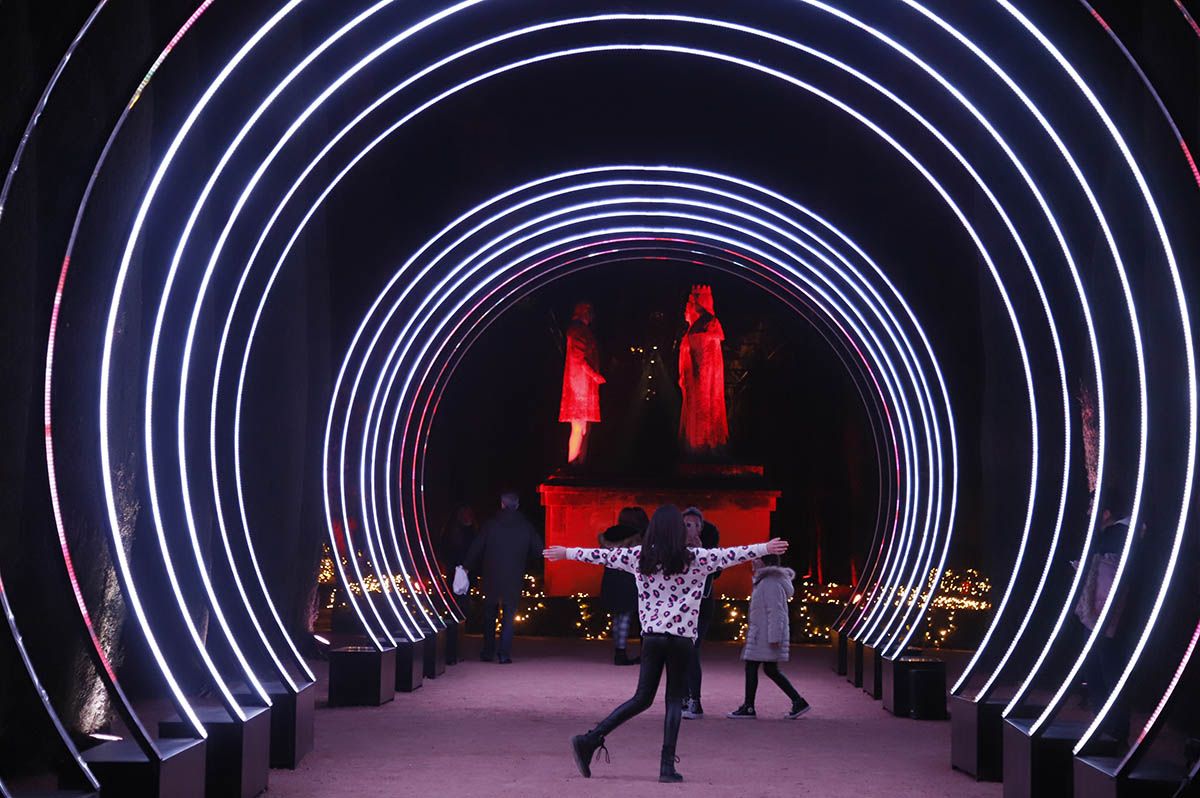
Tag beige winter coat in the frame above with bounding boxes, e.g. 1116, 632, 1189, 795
740, 566, 795, 662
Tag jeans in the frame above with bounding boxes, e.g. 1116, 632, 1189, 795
612, 611, 634, 651
686, 599, 714, 701
744, 660, 802, 706
481, 596, 517, 658
592, 632, 692, 757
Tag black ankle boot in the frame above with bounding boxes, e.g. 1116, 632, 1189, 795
659, 749, 683, 783
614, 649, 640, 666
571, 730, 608, 778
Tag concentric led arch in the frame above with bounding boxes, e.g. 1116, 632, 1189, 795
391, 229, 925, 641
218, 33, 1062, 686
182, 8, 1191, 750
364, 205, 948, 658
42, 0, 1188, 771
409, 242, 899, 611
324, 178, 956, 663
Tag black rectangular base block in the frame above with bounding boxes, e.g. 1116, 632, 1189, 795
829, 627, 848, 675
423, 630, 447, 679
862, 644, 882, 699
951, 694, 1005, 781
395, 640, 425, 692
236, 680, 315, 769
846, 637, 864, 687
1003, 719, 1084, 798
81, 737, 206, 798
445, 620, 460, 665
883, 656, 946, 719
1074, 756, 1187, 798
328, 645, 396, 706
160, 706, 270, 798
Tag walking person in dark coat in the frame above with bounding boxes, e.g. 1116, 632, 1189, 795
465, 491, 543, 664
599, 507, 649, 666
681, 507, 719, 718
438, 504, 479, 575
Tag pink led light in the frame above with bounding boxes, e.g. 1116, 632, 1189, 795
128, 0, 215, 109
1175, 0, 1200, 39
1077, 0, 1200, 192
44, 0, 226, 743
43, 258, 116, 683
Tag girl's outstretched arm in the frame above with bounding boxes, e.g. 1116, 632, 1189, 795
544, 546, 637, 574
694, 538, 790, 574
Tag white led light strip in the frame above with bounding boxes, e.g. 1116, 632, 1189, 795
97, 0, 311, 726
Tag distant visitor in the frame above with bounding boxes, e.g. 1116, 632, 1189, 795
678, 285, 728, 454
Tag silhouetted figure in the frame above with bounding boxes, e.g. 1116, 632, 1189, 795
465, 492, 542, 664
680, 508, 720, 719
439, 505, 479, 575
599, 507, 649, 666
1074, 493, 1133, 741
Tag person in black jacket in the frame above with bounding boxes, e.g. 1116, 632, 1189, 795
465, 491, 543, 664
599, 507, 649, 666
439, 504, 479, 575
681, 507, 719, 718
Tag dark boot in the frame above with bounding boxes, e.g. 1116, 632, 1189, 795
614, 649, 640, 666
659, 748, 683, 783
570, 730, 608, 778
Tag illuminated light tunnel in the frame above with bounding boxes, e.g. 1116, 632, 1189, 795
0, 1, 1197, 796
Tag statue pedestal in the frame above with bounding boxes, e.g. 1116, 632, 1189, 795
539, 467, 780, 598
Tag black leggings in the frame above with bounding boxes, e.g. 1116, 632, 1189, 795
593, 633, 692, 756
744, 660, 802, 706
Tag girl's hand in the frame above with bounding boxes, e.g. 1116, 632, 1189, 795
765, 538, 790, 555
543, 546, 569, 561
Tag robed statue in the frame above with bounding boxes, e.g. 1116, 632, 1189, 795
678, 285, 728, 454
559, 301, 605, 464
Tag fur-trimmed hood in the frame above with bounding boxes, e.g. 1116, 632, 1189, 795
753, 565, 796, 599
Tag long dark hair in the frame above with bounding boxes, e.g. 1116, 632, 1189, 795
639, 505, 695, 576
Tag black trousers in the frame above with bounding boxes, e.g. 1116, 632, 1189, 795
1086, 635, 1129, 740
686, 598, 714, 701
481, 595, 518, 658
744, 660, 802, 706
592, 632, 692, 756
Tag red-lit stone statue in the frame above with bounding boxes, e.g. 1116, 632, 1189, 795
560, 301, 605, 464
678, 285, 728, 454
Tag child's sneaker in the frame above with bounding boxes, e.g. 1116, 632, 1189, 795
727, 705, 756, 719
786, 699, 811, 719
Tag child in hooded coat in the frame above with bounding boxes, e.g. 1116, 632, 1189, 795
727, 554, 811, 719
